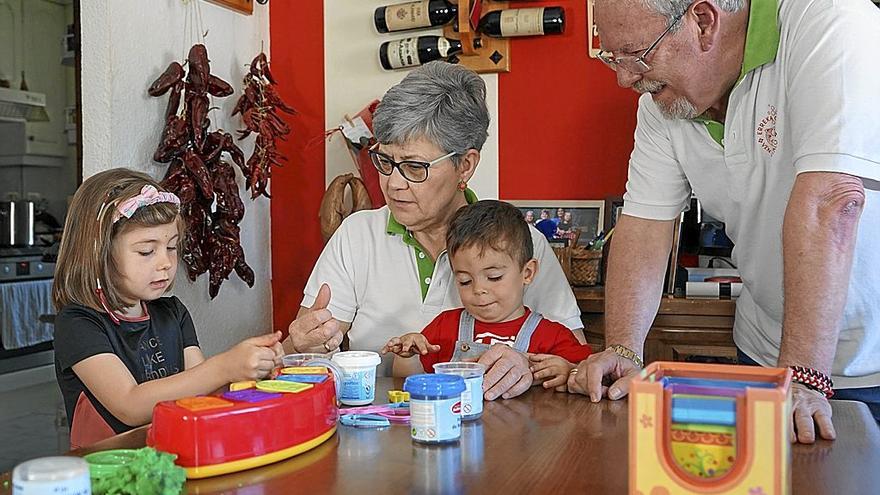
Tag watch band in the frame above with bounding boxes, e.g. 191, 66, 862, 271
608, 344, 644, 369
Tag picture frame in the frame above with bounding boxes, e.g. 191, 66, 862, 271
587, 0, 601, 59
511, 200, 605, 248
604, 196, 624, 232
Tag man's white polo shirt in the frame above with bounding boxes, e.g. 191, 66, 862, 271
302, 205, 583, 376
622, 0, 880, 388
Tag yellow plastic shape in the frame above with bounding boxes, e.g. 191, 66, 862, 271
280, 366, 329, 375
256, 380, 314, 394
229, 380, 256, 391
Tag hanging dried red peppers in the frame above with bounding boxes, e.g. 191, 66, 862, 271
233, 53, 296, 199
149, 44, 254, 298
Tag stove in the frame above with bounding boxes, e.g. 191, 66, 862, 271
0, 246, 55, 281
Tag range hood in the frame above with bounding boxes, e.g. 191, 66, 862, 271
0, 88, 50, 122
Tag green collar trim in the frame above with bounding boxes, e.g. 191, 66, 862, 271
385, 188, 478, 301
692, 0, 780, 147
739, 0, 780, 82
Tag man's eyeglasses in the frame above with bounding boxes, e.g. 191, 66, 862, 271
597, 8, 688, 75
368, 147, 457, 183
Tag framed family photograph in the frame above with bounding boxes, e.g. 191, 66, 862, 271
511, 200, 605, 248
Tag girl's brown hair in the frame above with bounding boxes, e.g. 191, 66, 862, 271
52, 168, 184, 313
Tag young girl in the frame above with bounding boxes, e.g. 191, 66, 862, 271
53, 168, 283, 448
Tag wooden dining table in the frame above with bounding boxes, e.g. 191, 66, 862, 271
3, 377, 879, 494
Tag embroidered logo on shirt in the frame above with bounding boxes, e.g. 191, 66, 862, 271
756, 105, 778, 156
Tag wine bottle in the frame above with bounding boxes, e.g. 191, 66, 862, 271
374, 1, 457, 33
379, 36, 463, 70
477, 7, 565, 38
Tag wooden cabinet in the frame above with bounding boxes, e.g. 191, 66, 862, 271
574, 286, 737, 365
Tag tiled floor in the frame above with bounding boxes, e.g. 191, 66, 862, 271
0, 379, 69, 472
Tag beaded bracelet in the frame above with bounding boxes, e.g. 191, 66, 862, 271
789, 365, 834, 399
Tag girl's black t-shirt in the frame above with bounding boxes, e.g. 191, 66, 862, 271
54, 296, 199, 434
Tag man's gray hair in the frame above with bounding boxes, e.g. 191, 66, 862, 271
373, 61, 490, 155
643, 0, 746, 30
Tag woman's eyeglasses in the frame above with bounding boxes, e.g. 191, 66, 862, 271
368, 148, 457, 183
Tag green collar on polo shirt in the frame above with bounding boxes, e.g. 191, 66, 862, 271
693, 0, 780, 147
386, 188, 478, 301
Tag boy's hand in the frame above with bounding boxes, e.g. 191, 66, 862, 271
222, 332, 283, 382
530, 354, 575, 392
381, 333, 440, 358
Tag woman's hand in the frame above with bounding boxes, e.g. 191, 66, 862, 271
285, 284, 344, 353
381, 333, 440, 358
530, 354, 575, 392
479, 344, 532, 401
220, 332, 284, 382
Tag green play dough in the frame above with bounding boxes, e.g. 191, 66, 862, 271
84, 447, 185, 495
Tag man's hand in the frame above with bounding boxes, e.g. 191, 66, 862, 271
529, 354, 575, 392
479, 344, 532, 401
567, 348, 641, 402
285, 284, 343, 354
381, 333, 440, 358
790, 382, 836, 444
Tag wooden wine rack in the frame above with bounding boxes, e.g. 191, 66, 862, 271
443, 0, 510, 73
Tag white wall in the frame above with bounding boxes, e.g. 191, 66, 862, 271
80, 0, 272, 356
324, 0, 499, 199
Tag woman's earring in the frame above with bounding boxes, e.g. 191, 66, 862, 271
458, 181, 467, 191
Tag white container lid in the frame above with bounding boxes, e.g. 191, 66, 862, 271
332, 351, 381, 368
12, 456, 89, 482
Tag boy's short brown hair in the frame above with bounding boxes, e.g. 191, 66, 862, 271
52, 168, 183, 313
446, 200, 533, 267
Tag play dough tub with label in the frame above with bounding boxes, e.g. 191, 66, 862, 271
147, 368, 338, 479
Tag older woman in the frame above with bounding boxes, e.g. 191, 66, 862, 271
285, 62, 582, 400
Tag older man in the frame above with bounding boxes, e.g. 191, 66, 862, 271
570, 0, 880, 444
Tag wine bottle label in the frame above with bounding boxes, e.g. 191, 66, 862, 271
500, 7, 545, 37
437, 37, 452, 57
385, 0, 432, 31
386, 38, 421, 69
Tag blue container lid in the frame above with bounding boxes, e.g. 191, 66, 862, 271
403, 373, 466, 398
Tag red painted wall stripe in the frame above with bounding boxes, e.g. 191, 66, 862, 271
270, 0, 325, 335
498, 1, 639, 201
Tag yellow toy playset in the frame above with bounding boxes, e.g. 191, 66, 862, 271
630, 362, 792, 495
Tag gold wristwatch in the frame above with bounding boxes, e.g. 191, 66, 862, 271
608, 344, 644, 369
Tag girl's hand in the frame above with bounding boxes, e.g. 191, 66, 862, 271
381, 333, 440, 358
222, 332, 283, 382
530, 354, 575, 392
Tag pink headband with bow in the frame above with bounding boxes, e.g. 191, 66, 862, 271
110, 185, 180, 223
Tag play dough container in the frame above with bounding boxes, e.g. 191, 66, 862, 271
282, 352, 328, 367
433, 362, 486, 421
12, 457, 91, 495
404, 374, 466, 444
332, 351, 381, 406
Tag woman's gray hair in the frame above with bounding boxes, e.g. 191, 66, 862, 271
643, 0, 745, 30
373, 61, 490, 156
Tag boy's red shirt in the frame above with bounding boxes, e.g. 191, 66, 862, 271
419, 307, 591, 371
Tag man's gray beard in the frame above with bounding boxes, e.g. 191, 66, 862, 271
656, 96, 698, 120
634, 80, 699, 120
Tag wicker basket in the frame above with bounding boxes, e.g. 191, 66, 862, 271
553, 245, 602, 286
